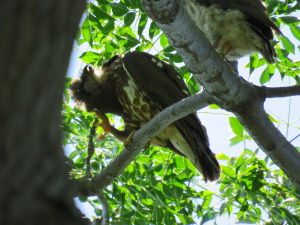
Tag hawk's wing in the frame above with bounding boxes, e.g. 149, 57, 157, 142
195, 0, 281, 34
122, 51, 220, 181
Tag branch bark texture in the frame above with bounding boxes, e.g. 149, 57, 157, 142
261, 85, 300, 98
0, 1, 87, 224
140, 0, 300, 189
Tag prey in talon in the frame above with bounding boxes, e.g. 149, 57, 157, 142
69, 51, 221, 182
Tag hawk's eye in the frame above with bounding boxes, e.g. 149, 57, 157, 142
84, 65, 92, 74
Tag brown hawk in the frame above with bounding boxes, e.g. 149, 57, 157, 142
69, 51, 221, 182
182, 0, 282, 64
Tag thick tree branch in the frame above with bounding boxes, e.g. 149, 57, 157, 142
0, 0, 87, 224
140, 0, 300, 189
259, 85, 300, 98
71, 91, 212, 197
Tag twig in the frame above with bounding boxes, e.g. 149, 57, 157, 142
97, 190, 109, 225
86, 118, 99, 178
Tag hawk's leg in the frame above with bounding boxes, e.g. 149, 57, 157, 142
124, 131, 152, 151
215, 39, 237, 72
96, 111, 130, 141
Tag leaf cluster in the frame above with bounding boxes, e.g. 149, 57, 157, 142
63, 0, 300, 224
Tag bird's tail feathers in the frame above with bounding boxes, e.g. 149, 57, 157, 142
195, 147, 221, 182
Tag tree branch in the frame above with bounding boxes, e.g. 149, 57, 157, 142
0, 0, 88, 224
140, 0, 300, 189
71, 91, 212, 197
259, 85, 300, 98
97, 190, 109, 225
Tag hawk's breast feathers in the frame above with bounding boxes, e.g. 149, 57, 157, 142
182, 0, 281, 64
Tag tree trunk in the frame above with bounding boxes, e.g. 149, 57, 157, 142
0, 1, 88, 224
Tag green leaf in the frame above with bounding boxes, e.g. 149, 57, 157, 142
138, 13, 148, 37
229, 117, 243, 137
88, 14, 107, 35
217, 153, 230, 160
280, 16, 300, 26
249, 53, 259, 75
164, 211, 176, 225
120, 210, 135, 218
251, 174, 265, 192
115, 34, 140, 48
201, 212, 219, 225
90, 4, 115, 20
91, 161, 100, 170
109, 3, 129, 17
160, 34, 168, 48
268, 64, 276, 78
78, 51, 100, 63
229, 136, 245, 146
283, 198, 297, 206
188, 76, 200, 95
276, 48, 289, 58
149, 21, 159, 40
259, 68, 269, 85
103, 20, 115, 35
81, 16, 93, 46
281, 36, 295, 54
268, 114, 279, 123
236, 201, 249, 219
291, 27, 300, 41
208, 104, 220, 109
177, 214, 195, 224
220, 165, 235, 178
97, 0, 110, 4
156, 207, 163, 225
235, 152, 245, 169
124, 12, 135, 27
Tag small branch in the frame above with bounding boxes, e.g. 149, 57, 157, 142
71, 91, 211, 197
97, 190, 109, 225
86, 118, 98, 178
261, 85, 300, 98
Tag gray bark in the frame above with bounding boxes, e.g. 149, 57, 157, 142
0, 0, 89, 224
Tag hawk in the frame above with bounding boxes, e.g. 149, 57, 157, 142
182, 0, 282, 64
69, 51, 221, 182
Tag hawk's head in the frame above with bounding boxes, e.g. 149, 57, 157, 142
69, 65, 102, 112
69, 55, 123, 114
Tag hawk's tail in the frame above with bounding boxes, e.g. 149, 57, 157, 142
194, 147, 221, 182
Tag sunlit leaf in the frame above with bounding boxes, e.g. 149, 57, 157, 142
124, 12, 135, 27
109, 3, 129, 16
281, 36, 295, 54
229, 117, 243, 137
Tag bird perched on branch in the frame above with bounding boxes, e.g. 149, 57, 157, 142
69, 51, 221, 182
181, 0, 282, 64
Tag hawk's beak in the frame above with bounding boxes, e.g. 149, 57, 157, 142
84, 65, 92, 74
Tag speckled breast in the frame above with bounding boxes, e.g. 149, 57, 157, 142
110, 58, 160, 130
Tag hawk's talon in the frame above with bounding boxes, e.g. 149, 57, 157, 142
217, 51, 225, 60
124, 132, 134, 149
124, 131, 152, 150
143, 140, 152, 151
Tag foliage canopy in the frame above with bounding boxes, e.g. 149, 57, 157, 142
63, 0, 300, 224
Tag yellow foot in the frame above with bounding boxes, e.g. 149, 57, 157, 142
222, 43, 231, 56
95, 110, 111, 140
216, 38, 223, 49
124, 131, 152, 150
217, 51, 225, 60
